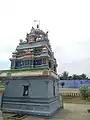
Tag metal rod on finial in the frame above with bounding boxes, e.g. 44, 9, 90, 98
34, 20, 40, 28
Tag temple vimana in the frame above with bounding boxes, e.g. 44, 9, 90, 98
0, 22, 63, 116
10, 25, 57, 71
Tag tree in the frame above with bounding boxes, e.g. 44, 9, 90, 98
59, 71, 89, 80
60, 82, 65, 88
60, 71, 69, 80
72, 74, 78, 80
80, 74, 87, 80
79, 85, 89, 100
68, 76, 72, 80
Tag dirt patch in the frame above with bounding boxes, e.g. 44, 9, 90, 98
23, 103, 90, 120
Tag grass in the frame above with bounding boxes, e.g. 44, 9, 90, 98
62, 96, 90, 104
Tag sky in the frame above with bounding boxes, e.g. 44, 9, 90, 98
0, 0, 90, 76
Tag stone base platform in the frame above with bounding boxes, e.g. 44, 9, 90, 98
0, 72, 62, 117
1, 97, 61, 116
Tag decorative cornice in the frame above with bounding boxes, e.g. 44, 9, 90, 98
0, 69, 59, 80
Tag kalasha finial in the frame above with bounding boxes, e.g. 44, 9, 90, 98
46, 31, 48, 35
34, 20, 40, 29
37, 24, 39, 28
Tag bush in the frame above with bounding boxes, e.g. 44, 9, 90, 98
60, 82, 65, 88
79, 84, 90, 100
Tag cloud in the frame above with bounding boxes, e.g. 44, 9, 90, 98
59, 58, 90, 77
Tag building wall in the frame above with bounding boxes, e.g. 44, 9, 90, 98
59, 80, 90, 88
2, 76, 61, 116
48, 80, 59, 98
4, 78, 48, 98
48, 80, 53, 98
3, 77, 59, 98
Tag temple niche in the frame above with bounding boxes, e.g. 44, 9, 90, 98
0, 22, 63, 117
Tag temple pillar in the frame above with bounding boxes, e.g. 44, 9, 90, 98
11, 60, 16, 69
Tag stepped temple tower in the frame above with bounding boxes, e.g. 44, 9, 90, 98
0, 22, 63, 116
